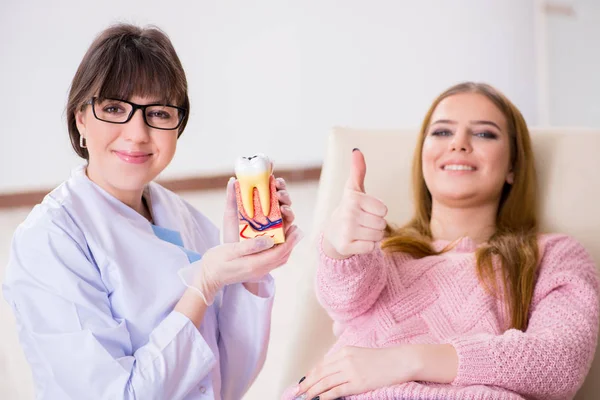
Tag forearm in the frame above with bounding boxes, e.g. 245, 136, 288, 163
410, 344, 458, 384
316, 243, 387, 322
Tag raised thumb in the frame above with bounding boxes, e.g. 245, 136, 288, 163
345, 148, 367, 193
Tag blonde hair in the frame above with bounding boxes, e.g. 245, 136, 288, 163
381, 82, 539, 331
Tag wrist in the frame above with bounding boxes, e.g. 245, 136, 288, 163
243, 281, 260, 295
393, 345, 424, 383
410, 344, 458, 384
192, 266, 221, 305
322, 235, 352, 260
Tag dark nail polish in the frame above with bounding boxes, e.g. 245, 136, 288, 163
352, 148, 359, 152
311, 397, 320, 400
298, 376, 306, 384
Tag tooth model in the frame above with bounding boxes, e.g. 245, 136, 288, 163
234, 154, 285, 244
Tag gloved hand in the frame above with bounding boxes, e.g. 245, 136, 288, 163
179, 177, 303, 305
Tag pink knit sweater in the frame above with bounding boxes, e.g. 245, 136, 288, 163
283, 234, 599, 400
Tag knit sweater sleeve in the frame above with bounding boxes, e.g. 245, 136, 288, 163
447, 234, 600, 400
315, 233, 388, 324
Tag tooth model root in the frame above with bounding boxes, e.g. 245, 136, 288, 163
237, 172, 271, 218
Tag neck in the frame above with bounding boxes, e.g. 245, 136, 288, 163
85, 165, 149, 221
429, 200, 498, 244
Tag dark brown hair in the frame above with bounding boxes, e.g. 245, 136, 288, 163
381, 82, 539, 331
67, 23, 190, 159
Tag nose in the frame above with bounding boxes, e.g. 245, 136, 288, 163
122, 108, 150, 143
449, 129, 472, 153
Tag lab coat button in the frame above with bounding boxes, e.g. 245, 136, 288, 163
199, 386, 206, 394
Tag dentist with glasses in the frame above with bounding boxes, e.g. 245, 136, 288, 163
3, 23, 303, 400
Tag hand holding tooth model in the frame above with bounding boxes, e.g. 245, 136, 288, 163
178, 153, 302, 305
234, 154, 286, 244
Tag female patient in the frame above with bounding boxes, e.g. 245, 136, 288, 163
285, 82, 599, 400
3, 24, 303, 399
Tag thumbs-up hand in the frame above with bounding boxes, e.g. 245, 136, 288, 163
323, 149, 388, 259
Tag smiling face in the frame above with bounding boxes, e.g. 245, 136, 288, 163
421, 92, 514, 209
75, 95, 178, 199
65, 24, 191, 207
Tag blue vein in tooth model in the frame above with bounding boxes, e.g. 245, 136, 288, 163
239, 212, 283, 231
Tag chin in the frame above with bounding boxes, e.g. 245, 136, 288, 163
432, 190, 480, 205
434, 183, 477, 198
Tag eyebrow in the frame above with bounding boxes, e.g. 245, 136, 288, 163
431, 119, 502, 131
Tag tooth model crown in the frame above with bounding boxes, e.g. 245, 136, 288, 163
234, 154, 273, 219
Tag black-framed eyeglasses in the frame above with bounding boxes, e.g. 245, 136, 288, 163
85, 97, 187, 130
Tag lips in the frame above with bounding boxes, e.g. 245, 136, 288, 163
113, 150, 153, 164
234, 154, 273, 219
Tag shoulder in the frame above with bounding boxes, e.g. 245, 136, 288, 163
538, 233, 595, 265
15, 189, 86, 247
535, 233, 599, 289
6, 165, 108, 273
5, 192, 93, 287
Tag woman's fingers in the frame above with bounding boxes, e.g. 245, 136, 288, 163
357, 211, 387, 231
232, 225, 303, 277
276, 189, 292, 207
275, 177, 287, 191
298, 358, 348, 400
353, 226, 385, 242
281, 205, 296, 231
358, 194, 388, 217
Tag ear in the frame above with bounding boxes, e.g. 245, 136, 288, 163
75, 108, 88, 137
506, 169, 515, 185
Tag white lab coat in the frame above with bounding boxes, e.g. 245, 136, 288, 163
3, 165, 274, 400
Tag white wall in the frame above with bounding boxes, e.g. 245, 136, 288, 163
0, 0, 539, 194
545, 0, 600, 127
